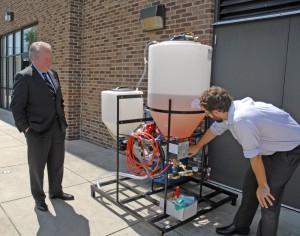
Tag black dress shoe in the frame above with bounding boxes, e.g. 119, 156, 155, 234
36, 200, 48, 212
49, 193, 74, 201
216, 223, 250, 235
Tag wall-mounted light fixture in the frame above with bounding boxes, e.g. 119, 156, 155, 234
140, 4, 165, 32
4, 11, 14, 22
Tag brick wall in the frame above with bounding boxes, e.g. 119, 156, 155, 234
81, 0, 215, 148
1, 0, 215, 148
0, 0, 82, 139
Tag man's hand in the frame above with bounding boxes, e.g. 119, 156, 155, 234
250, 155, 275, 208
256, 183, 275, 208
188, 144, 200, 157
188, 128, 216, 157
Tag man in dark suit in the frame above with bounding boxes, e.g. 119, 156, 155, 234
10, 41, 74, 212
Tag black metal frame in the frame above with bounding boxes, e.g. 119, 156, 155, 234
91, 94, 238, 235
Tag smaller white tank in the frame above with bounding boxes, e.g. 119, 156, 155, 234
101, 87, 143, 138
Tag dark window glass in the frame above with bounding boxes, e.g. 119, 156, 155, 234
15, 31, 21, 54
8, 57, 14, 89
1, 89, 7, 109
8, 34, 13, 56
1, 37, 6, 56
15, 55, 22, 74
23, 26, 38, 52
1, 58, 6, 87
0, 25, 38, 109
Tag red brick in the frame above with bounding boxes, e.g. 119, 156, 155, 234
0, 0, 214, 148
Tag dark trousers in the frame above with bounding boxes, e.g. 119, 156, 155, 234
233, 145, 300, 236
25, 118, 66, 202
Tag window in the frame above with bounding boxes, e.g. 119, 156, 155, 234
23, 26, 38, 52
15, 31, 21, 54
0, 25, 38, 109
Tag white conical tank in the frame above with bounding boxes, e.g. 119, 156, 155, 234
147, 41, 212, 138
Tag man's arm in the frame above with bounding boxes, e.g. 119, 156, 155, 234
188, 128, 216, 157
10, 74, 29, 133
250, 154, 275, 208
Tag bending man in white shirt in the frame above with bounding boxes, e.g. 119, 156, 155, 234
189, 86, 300, 236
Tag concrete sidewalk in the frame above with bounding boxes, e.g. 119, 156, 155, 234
0, 108, 299, 236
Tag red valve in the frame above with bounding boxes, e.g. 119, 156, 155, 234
175, 186, 180, 198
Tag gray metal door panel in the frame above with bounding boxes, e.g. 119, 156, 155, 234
281, 15, 300, 209
210, 17, 300, 208
209, 132, 249, 187
283, 15, 300, 122
212, 17, 289, 105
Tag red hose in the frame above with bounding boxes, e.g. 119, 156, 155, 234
126, 131, 171, 178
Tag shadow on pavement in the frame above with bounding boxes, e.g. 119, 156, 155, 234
35, 200, 90, 236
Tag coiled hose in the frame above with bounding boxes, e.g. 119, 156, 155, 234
126, 131, 171, 178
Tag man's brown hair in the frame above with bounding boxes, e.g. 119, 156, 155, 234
200, 86, 233, 112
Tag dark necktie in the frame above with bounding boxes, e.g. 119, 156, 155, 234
42, 73, 55, 95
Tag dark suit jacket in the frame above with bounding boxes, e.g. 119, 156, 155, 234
10, 65, 68, 133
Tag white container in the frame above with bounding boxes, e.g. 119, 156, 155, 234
101, 88, 143, 138
148, 41, 212, 138
159, 197, 197, 221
